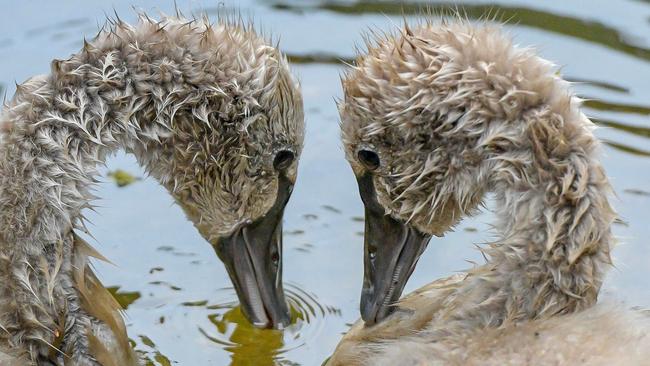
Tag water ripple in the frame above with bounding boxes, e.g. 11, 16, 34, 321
197, 283, 339, 364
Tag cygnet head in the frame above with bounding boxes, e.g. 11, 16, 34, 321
129, 19, 305, 328
340, 20, 569, 325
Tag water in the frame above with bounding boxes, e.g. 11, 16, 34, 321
0, 0, 648, 364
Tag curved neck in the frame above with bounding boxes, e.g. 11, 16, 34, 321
440, 104, 615, 332
0, 19, 287, 362
0, 28, 178, 361
0, 50, 170, 249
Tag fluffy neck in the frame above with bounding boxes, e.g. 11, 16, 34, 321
438, 101, 615, 334
0, 16, 274, 247
0, 21, 170, 362
0, 36, 170, 250
0, 17, 270, 360
330, 94, 616, 359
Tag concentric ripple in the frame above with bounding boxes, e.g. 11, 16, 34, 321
197, 282, 339, 364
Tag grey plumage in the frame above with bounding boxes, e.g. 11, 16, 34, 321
329, 19, 649, 365
0, 14, 303, 365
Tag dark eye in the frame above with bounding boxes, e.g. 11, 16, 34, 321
358, 150, 380, 171
273, 150, 295, 171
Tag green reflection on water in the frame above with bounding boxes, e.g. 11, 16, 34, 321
584, 98, 650, 115
195, 284, 334, 365
105, 288, 172, 364
135, 335, 174, 366
565, 77, 629, 94
107, 169, 140, 187
603, 140, 650, 157
200, 306, 297, 366
106, 286, 141, 309
594, 118, 650, 139
287, 52, 355, 65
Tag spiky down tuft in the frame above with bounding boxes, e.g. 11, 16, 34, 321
332, 18, 628, 366
0, 14, 303, 364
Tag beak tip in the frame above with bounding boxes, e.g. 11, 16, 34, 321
361, 302, 400, 327
362, 317, 376, 327
360, 306, 376, 327
268, 305, 292, 330
252, 320, 271, 329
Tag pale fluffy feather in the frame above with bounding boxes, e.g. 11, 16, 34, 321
335, 302, 650, 366
0, 14, 303, 365
329, 18, 646, 366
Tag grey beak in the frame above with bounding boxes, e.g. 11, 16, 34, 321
213, 174, 293, 329
356, 173, 432, 326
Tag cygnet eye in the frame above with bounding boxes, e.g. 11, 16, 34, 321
358, 149, 380, 171
273, 150, 295, 171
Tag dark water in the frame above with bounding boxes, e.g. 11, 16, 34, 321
0, 0, 648, 364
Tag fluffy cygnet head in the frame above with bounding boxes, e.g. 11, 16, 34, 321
109, 18, 306, 328
340, 20, 585, 324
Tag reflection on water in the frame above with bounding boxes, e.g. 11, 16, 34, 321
197, 284, 339, 365
624, 188, 650, 196
565, 77, 630, 94
107, 169, 140, 187
603, 140, 650, 157
105, 289, 174, 364
107, 286, 141, 309
202, 307, 285, 366
108, 281, 337, 365
594, 118, 650, 139
272, 1, 650, 62
286, 52, 354, 65
135, 335, 173, 366
584, 98, 650, 115
148, 280, 182, 291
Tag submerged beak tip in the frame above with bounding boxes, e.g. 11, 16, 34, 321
253, 320, 271, 329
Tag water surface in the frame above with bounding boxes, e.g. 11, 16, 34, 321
0, 0, 648, 364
